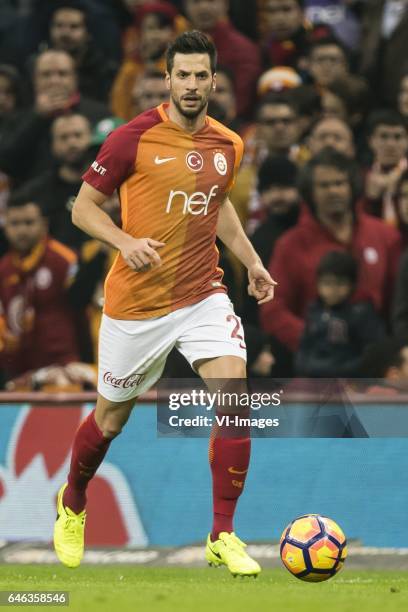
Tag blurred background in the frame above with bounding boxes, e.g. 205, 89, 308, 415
0, 0, 408, 553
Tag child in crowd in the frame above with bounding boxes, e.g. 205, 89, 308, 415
296, 251, 385, 377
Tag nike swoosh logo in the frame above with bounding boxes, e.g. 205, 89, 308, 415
228, 467, 248, 475
155, 156, 177, 165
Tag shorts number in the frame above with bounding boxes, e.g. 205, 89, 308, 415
227, 314, 246, 349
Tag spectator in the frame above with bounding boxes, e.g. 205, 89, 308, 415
292, 83, 322, 140
303, 0, 362, 50
111, 2, 180, 121
210, 65, 241, 131
392, 176, 408, 337
250, 155, 300, 265
360, 338, 408, 392
244, 155, 300, 324
19, 113, 94, 250
307, 36, 350, 89
0, 64, 26, 256
258, 0, 321, 70
44, 0, 118, 102
129, 68, 169, 117
0, 191, 79, 381
398, 70, 408, 120
321, 77, 370, 132
295, 251, 385, 377
364, 109, 408, 225
308, 116, 355, 158
260, 148, 401, 353
0, 49, 109, 184
183, 0, 261, 116
244, 325, 276, 377
394, 169, 408, 246
232, 94, 301, 229
359, 0, 408, 107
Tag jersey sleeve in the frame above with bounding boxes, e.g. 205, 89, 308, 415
82, 126, 137, 195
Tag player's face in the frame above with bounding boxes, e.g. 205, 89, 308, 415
166, 53, 215, 119
317, 275, 352, 307
263, 0, 303, 40
260, 186, 299, 216
370, 124, 408, 167
35, 52, 76, 96
257, 104, 298, 152
397, 181, 408, 224
184, 0, 227, 30
5, 204, 46, 255
50, 8, 88, 52
52, 115, 91, 167
312, 166, 352, 220
0, 74, 16, 115
309, 119, 354, 158
309, 45, 347, 87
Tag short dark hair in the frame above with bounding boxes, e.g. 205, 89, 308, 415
258, 155, 298, 192
255, 92, 298, 120
7, 188, 42, 211
367, 109, 408, 137
298, 147, 361, 212
309, 35, 349, 63
166, 30, 217, 74
317, 251, 358, 285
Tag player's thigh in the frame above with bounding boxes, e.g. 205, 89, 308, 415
98, 313, 176, 404
176, 293, 247, 381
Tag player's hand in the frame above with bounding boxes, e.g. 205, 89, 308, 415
247, 263, 277, 305
119, 236, 165, 272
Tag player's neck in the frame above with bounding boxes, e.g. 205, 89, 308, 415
167, 102, 207, 134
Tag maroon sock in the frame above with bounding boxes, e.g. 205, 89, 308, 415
209, 415, 251, 541
63, 409, 113, 513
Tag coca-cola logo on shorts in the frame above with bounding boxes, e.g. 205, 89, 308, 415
103, 371, 146, 389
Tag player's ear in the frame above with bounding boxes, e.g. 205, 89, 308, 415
212, 73, 217, 92
165, 71, 171, 91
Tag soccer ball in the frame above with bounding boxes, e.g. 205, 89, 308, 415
280, 514, 347, 582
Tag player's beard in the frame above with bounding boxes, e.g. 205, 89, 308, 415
171, 92, 210, 119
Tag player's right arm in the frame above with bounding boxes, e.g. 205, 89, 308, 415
72, 182, 164, 271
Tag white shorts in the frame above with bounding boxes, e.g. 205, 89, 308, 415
98, 293, 246, 402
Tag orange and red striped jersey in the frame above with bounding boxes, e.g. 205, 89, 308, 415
82, 103, 243, 320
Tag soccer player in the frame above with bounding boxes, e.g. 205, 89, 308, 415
53, 31, 276, 577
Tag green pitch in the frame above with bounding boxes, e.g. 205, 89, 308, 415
1, 566, 407, 612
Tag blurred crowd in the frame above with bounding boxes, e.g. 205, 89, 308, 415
1, 0, 408, 391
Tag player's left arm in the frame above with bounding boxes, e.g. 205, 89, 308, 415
216, 196, 277, 305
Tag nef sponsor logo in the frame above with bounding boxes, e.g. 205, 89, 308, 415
91, 161, 107, 176
166, 185, 218, 215
103, 371, 146, 389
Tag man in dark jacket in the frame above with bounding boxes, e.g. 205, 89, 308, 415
0, 49, 109, 185
244, 155, 300, 326
260, 148, 401, 352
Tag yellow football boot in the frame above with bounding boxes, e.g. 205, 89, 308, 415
53, 483, 86, 568
205, 532, 261, 577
